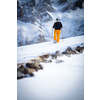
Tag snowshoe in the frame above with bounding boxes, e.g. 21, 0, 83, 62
53, 40, 57, 43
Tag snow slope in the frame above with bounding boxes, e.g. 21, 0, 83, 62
17, 35, 84, 100
17, 20, 45, 46
17, 35, 84, 63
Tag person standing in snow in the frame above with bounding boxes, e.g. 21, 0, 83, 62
53, 18, 63, 43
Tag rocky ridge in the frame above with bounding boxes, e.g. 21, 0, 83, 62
17, 0, 84, 47
17, 45, 84, 79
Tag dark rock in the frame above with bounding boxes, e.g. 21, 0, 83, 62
57, 0, 68, 5
77, 46, 80, 48
29, 58, 41, 63
75, 46, 84, 53
26, 63, 31, 68
17, 63, 24, 67
39, 64, 43, 69
71, 0, 83, 10
60, 0, 84, 12
17, 66, 28, 74
29, 73, 34, 76
81, 43, 84, 45
43, 54, 50, 58
20, 65, 25, 68
27, 63, 40, 69
48, 59, 52, 63
62, 47, 78, 55
17, 0, 36, 23
57, 53, 64, 56
39, 53, 50, 59
55, 51, 60, 54
26, 61, 43, 70
66, 47, 77, 54
66, 47, 73, 51
62, 51, 67, 54
67, 51, 77, 54
17, 1, 24, 18
51, 54, 57, 59
17, 70, 25, 79
39, 56, 45, 62
39, 53, 50, 62
27, 68, 36, 73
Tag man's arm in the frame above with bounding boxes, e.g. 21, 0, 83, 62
53, 22, 55, 28
60, 22, 63, 28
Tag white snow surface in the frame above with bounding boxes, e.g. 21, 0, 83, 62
17, 36, 84, 100
17, 35, 84, 63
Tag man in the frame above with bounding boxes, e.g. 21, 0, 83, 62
53, 18, 63, 43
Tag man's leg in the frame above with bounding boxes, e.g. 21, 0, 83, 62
57, 30, 61, 43
54, 30, 57, 41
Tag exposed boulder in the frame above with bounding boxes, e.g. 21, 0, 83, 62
55, 51, 60, 54
48, 59, 52, 63
17, 65, 28, 74
27, 68, 36, 73
26, 61, 43, 71
66, 47, 77, 54
75, 46, 84, 53
67, 50, 77, 54
62, 51, 68, 54
42, 53, 50, 58
17, 63, 24, 67
17, 70, 25, 79
39, 56, 45, 62
55, 51, 64, 57
39, 53, 50, 58
29, 58, 41, 63
39, 53, 50, 62
62, 47, 77, 55
29, 73, 34, 76
51, 54, 57, 59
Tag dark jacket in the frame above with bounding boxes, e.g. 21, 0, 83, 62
53, 22, 63, 30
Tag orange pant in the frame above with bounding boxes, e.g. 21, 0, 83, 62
54, 30, 61, 42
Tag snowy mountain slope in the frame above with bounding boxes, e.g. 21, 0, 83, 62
17, 35, 84, 63
17, 0, 84, 46
17, 20, 46, 46
17, 35, 84, 100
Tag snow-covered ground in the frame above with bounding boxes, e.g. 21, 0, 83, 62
17, 35, 84, 63
17, 35, 84, 100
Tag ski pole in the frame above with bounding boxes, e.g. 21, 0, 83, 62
61, 29, 64, 41
51, 28, 53, 41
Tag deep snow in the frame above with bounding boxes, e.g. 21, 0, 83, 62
17, 35, 84, 100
